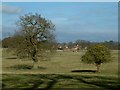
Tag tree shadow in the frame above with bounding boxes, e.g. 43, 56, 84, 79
2, 83, 5, 88
43, 75, 119, 89
9, 64, 33, 70
71, 70, 97, 73
44, 79, 57, 90
31, 80, 43, 89
6, 57, 17, 59
73, 75, 119, 90
2, 74, 120, 89
9, 64, 46, 70
38, 66, 46, 70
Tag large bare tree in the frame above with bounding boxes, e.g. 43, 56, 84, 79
15, 13, 55, 69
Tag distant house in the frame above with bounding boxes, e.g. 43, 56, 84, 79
84, 47, 87, 50
57, 46, 63, 50
63, 45, 70, 51
72, 44, 80, 52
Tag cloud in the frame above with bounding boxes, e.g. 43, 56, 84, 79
1, 4, 21, 14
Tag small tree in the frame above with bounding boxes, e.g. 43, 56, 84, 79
15, 13, 55, 69
81, 44, 111, 72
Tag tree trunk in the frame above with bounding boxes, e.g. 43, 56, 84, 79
32, 61, 38, 69
32, 48, 38, 69
96, 64, 101, 72
32, 53, 38, 69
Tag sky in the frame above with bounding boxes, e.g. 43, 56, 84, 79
1, 0, 119, 2
0, 2, 118, 42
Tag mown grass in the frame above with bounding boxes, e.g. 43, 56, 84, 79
2, 74, 119, 89
2, 48, 119, 89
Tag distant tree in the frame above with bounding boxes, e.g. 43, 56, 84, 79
81, 45, 111, 72
118, 43, 120, 50
102, 40, 118, 50
68, 42, 74, 49
75, 40, 91, 49
0, 39, 1, 48
14, 13, 55, 69
2, 37, 15, 48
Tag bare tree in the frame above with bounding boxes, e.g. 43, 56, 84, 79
15, 13, 55, 69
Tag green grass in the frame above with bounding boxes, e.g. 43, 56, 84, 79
2, 49, 119, 89
2, 74, 119, 89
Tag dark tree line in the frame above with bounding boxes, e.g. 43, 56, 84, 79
56, 40, 119, 50
2, 38, 119, 50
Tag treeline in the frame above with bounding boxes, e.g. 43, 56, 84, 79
1, 37, 119, 50
57, 40, 119, 50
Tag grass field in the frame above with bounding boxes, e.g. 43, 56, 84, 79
2, 48, 120, 89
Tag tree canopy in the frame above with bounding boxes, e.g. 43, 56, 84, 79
81, 44, 111, 72
9, 13, 56, 69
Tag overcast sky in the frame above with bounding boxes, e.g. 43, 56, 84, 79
1, 2, 118, 42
